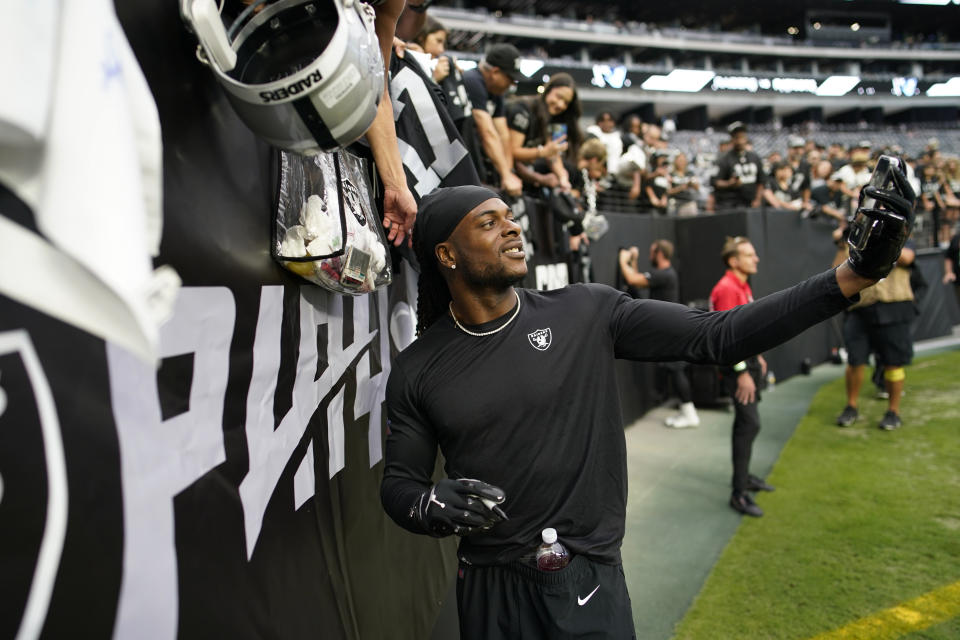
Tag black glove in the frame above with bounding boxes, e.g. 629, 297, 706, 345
846, 166, 917, 280
414, 478, 507, 537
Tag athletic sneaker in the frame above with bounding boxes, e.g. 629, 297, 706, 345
836, 405, 859, 427
729, 491, 763, 517
879, 410, 902, 431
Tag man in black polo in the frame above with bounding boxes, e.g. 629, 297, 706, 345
460, 44, 523, 197
380, 177, 913, 639
618, 239, 700, 428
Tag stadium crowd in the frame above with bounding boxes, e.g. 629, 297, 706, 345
401, 15, 960, 261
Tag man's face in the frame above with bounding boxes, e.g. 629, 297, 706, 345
732, 242, 759, 276
788, 146, 804, 161
443, 198, 528, 287
732, 131, 749, 151
485, 67, 515, 95
649, 244, 659, 267
597, 113, 616, 133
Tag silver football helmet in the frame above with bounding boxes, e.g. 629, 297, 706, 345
182, 0, 384, 154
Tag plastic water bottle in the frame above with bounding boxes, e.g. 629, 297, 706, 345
536, 528, 570, 571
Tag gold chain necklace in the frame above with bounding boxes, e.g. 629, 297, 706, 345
449, 290, 521, 337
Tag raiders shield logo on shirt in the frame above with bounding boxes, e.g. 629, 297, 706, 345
527, 328, 552, 351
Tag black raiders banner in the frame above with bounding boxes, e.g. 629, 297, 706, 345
0, 2, 456, 638
389, 51, 480, 203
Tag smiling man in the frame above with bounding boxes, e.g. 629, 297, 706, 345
380, 179, 912, 639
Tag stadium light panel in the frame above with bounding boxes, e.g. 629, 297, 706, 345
926, 77, 960, 97
815, 75, 860, 96
898, 0, 951, 5
641, 69, 715, 93
519, 59, 545, 78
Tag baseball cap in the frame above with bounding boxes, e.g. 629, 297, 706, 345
856, 139, 872, 149
727, 121, 747, 135
485, 44, 522, 81
788, 135, 805, 148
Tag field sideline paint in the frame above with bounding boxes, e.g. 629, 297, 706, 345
809, 580, 960, 639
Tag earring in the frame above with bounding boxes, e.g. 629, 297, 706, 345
450, 264, 456, 270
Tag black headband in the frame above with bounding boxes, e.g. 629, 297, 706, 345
415, 185, 501, 264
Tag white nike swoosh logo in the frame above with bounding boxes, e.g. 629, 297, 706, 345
577, 584, 600, 606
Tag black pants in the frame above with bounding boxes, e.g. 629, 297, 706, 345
730, 397, 761, 492
660, 361, 692, 403
721, 367, 762, 493
456, 555, 636, 640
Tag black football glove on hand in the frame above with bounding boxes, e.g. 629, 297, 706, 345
846, 167, 917, 281
414, 478, 506, 537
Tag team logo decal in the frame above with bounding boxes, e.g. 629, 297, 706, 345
527, 328, 552, 351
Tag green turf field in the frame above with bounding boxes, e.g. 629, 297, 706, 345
671, 349, 960, 640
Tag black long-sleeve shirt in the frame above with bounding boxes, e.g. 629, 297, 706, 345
381, 269, 854, 565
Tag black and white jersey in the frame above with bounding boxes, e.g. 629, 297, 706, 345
505, 100, 545, 149
389, 53, 480, 201
715, 150, 765, 207
382, 271, 852, 565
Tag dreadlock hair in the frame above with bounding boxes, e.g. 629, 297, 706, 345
413, 228, 452, 336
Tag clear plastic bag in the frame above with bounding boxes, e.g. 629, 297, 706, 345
274, 148, 392, 295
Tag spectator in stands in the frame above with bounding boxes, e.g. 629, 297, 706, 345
827, 142, 848, 170
764, 150, 783, 177
762, 162, 804, 211
919, 161, 946, 246
713, 122, 765, 211
786, 135, 812, 209
809, 169, 848, 224
668, 152, 700, 216
710, 236, 775, 517
621, 114, 643, 153
809, 157, 830, 190
941, 157, 960, 248
806, 147, 823, 172
461, 44, 524, 197
573, 138, 618, 212
618, 240, 701, 428
944, 230, 960, 306
584, 111, 623, 175
643, 123, 667, 155
834, 146, 873, 215
942, 156, 960, 198
506, 72, 582, 194
644, 153, 671, 214
611, 121, 648, 212
410, 17, 472, 127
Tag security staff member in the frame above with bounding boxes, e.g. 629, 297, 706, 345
380, 178, 912, 639
710, 236, 774, 517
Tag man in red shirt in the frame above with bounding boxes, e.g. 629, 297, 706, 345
710, 236, 775, 517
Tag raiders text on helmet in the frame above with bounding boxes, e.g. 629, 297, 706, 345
182, 0, 384, 154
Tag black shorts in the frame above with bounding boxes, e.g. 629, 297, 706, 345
843, 310, 913, 367
456, 555, 636, 640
